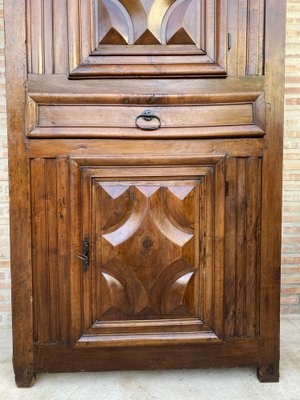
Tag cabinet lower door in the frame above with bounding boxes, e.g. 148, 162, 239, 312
69, 155, 225, 348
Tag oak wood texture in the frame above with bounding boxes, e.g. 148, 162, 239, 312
5, 0, 286, 387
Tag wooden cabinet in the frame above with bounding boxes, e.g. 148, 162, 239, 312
5, 0, 286, 387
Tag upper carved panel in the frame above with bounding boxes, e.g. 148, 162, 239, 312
27, 0, 265, 77
97, 0, 198, 46
69, 0, 224, 77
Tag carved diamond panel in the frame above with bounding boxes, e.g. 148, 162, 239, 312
97, 0, 198, 45
67, 0, 228, 77
69, 157, 225, 346
94, 181, 199, 319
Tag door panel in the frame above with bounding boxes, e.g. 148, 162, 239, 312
30, 158, 70, 344
224, 157, 262, 338
30, 155, 262, 346
26, 0, 266, 77
69, 155, 225, 347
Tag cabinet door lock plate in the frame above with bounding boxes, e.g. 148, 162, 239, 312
76, 236, 90, 272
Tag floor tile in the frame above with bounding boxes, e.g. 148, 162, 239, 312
290, 318, 300, 330
1, 318, 300, 400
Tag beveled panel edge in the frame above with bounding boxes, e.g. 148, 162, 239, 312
74, 331, 222, 348
68, 61, 227, 79
28, 91, 263, 105
28, 126, 264, 139
68, 153, 227, 167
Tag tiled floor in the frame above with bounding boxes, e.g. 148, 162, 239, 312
1, 316, 300, 400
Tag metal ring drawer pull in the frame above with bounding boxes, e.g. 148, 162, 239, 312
135, 109, 161, 131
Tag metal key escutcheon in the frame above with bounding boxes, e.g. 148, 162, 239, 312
76, 236, 90, 272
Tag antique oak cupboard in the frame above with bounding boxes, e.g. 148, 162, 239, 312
5, 0, 286, 387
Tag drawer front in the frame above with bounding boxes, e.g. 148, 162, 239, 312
27, 93, 265, 139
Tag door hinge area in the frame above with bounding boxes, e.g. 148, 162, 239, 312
76, 236, 90, 272
225, 181, 230, 196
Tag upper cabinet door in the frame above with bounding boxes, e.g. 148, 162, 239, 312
27, 0, 265, 78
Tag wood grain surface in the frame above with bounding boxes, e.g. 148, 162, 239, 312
5, 0, 286, 386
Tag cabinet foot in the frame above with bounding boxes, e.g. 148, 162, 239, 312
14, 369, 36, 388
257, 364, 279, 383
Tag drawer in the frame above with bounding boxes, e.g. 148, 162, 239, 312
27, 93, 265, 139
